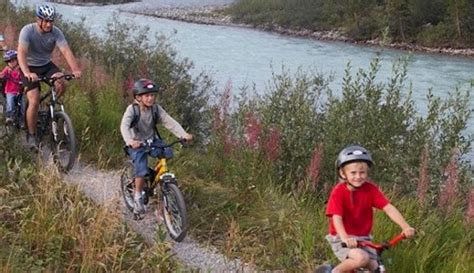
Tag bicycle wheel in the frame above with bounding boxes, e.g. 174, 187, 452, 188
120, 160, 135, 212
161, 182, 188, 242
51, 111, 77, 172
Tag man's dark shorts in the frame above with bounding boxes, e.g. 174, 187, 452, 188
21, 62, 61, 92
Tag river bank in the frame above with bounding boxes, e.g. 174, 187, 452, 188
126, 5, 474, 58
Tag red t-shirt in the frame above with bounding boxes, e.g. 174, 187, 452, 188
326, 181, 389, 236
0, 67, 22, 95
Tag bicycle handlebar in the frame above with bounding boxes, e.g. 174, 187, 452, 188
129, 138, 188, 149
341, 233, 406, 251
38, 74, 75, 86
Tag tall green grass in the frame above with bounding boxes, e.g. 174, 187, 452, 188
0, 141, 176, 271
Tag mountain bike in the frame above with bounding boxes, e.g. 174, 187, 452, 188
35, 74, 77, 172
314, 233, 407, 273
120, 138, 189, 242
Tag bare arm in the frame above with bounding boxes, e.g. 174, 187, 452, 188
333, 215, 358, 248
383, 204, 415, 237
17, 43, 35, 80
58, 44, 81, 78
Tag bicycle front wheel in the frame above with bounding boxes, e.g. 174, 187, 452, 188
120, 160, 136, 212
162, 182, 188, 242
51, 111, 77, 172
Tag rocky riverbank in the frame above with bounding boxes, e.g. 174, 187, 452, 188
126, 5, 474, 58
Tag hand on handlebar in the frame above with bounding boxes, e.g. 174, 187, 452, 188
128, 139, 142, 149
72, 70, 82, 79
402, 226, 416, 238
181, 133, 193, 143
24, 72, 39, 82
341, 237, 358, 248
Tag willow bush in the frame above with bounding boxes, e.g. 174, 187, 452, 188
209, 55, 472, 198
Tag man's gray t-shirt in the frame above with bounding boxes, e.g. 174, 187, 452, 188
18, 23, 67, 67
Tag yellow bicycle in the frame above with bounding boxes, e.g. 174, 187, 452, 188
120, 138, 188, 242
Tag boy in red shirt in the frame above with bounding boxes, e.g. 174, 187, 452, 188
325, 145, 415, 273
0, 50, 24, 126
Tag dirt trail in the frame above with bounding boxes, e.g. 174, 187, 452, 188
59, 161, 253, 272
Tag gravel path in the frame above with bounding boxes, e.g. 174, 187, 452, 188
62, 162, 255, 272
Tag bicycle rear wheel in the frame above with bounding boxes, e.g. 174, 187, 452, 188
161, 182, 188, 242
120, 160, 136, 212
51, 111, 77, 172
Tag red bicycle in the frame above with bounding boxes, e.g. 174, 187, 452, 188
315, 233, 406, 273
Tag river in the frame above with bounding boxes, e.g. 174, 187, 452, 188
10, 0, 474, 162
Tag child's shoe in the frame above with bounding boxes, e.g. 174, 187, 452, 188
134, 193, 146, 214
26, 133, 39, 150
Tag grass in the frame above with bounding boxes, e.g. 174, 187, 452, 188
180, 156, 473, 271
0, 140, 177, 271
1, 2, 473, 272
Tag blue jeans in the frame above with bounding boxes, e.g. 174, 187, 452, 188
5, 93, 24, 120
127, 139, 174, 177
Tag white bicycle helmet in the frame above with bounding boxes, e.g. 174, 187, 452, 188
36, 4, 56, 21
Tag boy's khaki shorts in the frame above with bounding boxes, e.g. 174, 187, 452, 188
326, 234, 378, 262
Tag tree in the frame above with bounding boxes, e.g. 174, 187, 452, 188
446, 0, 469, 39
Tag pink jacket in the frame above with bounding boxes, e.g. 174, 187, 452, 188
0, 66, 22, 95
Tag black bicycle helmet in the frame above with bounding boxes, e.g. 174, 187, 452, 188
336, 145, 373, 178
132, 79, 159, 96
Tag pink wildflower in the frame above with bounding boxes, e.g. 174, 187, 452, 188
244, 112, 262, 149
91, 63, 109, 89
466, 187, 474, 224
211, 81, 234, 156
438, 148, 460, 214
264, 127, 281, 161
3, 25, 18, 47
123, 75, 135, 97
417, 147, 430, 205
306, 143, 324, 192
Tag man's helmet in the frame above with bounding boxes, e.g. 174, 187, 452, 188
335, 145, 373, 177
132, 79, 159, 96
3, 50, 17, 62
36, 4, 56, 21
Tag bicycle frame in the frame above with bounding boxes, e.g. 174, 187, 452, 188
351, 233, 406, 273
35, 74, 77, 171
39, 74, 72, 112
121, 138, 189, 242
315, 233, 407, 273
37, 75, 72, 136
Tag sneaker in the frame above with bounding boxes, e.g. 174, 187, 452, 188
26, 133, 39, 150
5, 117, 13, 125
134, 193, 146, 214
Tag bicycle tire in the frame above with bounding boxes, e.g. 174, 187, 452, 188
120, 160, 136, 212
51, 111, 77, 172
161, 182, 188, 242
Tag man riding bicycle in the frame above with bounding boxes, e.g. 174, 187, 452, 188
17, 3, 82, 148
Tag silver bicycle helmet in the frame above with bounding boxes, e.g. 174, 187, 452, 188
36, 4, 56, 21
336, 145, 373, 178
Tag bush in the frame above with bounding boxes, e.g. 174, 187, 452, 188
209, 55, 472, 198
